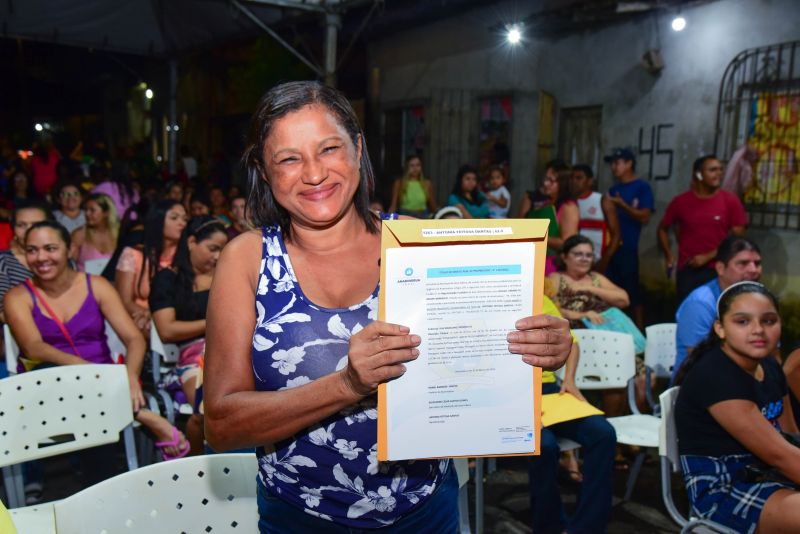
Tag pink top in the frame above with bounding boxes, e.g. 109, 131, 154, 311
77, 241, 112, 273
116, 246, 175, 308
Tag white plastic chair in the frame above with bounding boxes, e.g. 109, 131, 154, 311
568, 330, 661, 501
642, 323, 678, 413
53, 453, 257, 533
149, 324, 191, 421
3, 324, 19, 376
0, 364, 138, 508
9, 502, 56, 534
659, 387, 738, 534
645, 323, 677, 379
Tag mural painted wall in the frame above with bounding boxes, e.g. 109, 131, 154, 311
743, 93, 800, 207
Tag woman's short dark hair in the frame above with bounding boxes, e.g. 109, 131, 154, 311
717, 235, 760, 265
25, 220, 71, 249
11, 200, 54, 227
242, 81, 377, 238
556, 234, 594, 270
560, 234, 594, 256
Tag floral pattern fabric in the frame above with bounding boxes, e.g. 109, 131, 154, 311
252, 216, 447, 528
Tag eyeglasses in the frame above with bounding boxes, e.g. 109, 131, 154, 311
60, 191, 81, 198
569, 251, 594, 259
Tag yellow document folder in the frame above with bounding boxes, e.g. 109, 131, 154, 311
377, 218, 549, 460
541, 393, 604, 427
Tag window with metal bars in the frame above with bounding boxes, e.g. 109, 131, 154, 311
714, 40, 800, 230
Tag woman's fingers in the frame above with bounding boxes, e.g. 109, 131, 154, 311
361, 334, 421, 358
508, 314, 572, 371
344, 321, 420, 396
356, 321, 411, 341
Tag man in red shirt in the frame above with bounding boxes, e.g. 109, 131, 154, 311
658, 155, 747, 303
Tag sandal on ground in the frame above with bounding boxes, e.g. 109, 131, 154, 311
155, 427, 190, 461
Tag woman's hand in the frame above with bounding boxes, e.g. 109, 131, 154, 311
131, 307, 151, 331
507, 315, 572, 370
129, 375, 146, 413
559, 378, 587, 402
583, 310, 605, 324
340, 321, 421, 397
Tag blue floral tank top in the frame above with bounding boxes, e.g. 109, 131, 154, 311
252, 215, 447, 528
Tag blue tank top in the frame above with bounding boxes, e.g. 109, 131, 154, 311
252, 215, 448, 527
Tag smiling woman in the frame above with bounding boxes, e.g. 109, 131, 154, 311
4, 221, 190, 461
202, 81, 573, 533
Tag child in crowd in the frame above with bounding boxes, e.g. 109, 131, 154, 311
486, 166, 510, 218
675, 282, 800, 533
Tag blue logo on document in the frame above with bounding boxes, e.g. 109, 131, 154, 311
404, 267, 414, 276
525, 432, 533, 441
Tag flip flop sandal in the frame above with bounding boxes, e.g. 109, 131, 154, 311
155, 426, 190, 461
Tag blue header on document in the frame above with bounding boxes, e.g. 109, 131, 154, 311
427, 264, 522, 278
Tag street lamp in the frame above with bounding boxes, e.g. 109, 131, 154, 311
506, 25, 522, 45
671, 16, 686, 31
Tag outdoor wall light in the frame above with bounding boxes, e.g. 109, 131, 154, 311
145, 88, 154, 99
506, 25, 522, 45
34, 123, 43, 132
671, 16, 686, 31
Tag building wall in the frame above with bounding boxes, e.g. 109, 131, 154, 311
369, 0, 800, 295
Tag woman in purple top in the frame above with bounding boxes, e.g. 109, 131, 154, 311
203, 81, 573, 532
5, 221, 189, 459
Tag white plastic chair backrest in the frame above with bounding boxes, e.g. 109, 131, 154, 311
4, 324, 19, 375
0, 364, 133, 466
54, 453, 258, 534
81, 258, 110, 276
645, 323, 677, 378
150, 323, 180, 363
570, 330, 636, 390
658, 386, 681, 470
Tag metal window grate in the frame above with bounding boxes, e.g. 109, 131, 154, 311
714, 40, 800, 230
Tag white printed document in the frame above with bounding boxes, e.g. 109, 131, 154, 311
377, 218, 545, 460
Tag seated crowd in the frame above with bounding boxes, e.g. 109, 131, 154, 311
1, 145, 799, 534
0, 165, 249, 503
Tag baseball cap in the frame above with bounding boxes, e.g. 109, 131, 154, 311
603, 147, 636, 163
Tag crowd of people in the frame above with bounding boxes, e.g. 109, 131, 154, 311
1, 79, 799, 533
